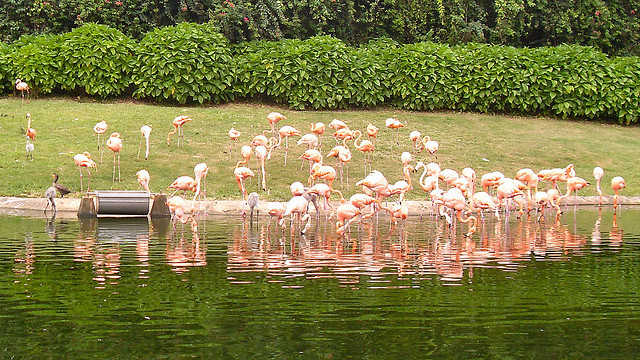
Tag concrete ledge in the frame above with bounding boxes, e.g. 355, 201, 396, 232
1, 195, 640, 217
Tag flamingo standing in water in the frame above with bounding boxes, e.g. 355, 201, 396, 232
228, 128, 241, 157
73, 152, 97, 192
335, 202, 361, 236
106, 132, 123, 183
137, 125, 152, 160
194, 163, 209, 200
136, 170, 151, 192
167, 115, 192, 147
234, 167, 255, 200
611, 176, 625, 209
385, 117, 404, 145
15, 79, 30, 104
593, 166, 604, 205
93, 121, 108, 162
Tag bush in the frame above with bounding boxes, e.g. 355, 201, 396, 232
58, 24, 136, 97
0, 42, 10, 95
131, 22, 235, 104
7, 33, 65, 95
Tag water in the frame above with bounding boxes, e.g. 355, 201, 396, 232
1, 208, 640, 359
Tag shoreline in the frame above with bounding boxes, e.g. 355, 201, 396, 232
1, 195, 639, 219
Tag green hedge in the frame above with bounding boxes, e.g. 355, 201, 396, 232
132, 23, 235, 104
1, 23, 638, 124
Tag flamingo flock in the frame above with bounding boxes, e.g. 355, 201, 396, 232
14, 102, 627, 237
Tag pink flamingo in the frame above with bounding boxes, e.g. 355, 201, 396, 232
73, 152, 97, 192
168, 176, 197, 197
409, 131, 422, 152
329, 119, 348, 131
93, 121, 108, 162
300, 149, 323, 173
267, 112, 286, 135
611, 176, 625, 209
167, 115, 192, 147
354, 130, 375, 174
310, 122, 325, 148
326, 145, 352, 185
366, 123, 379, 145
335, 202, 361, 236
236, 145, 252, 168
308, 163, 337, 191
15, 79, 30, 104
385, 117, 404, 145
106, 132, 123, 183
234, 167, 255, 200
254, 145, 269, 191
193, 163, 209, 200
279, 195, 312, 234
228, 128, 241, 157
422, 136, 439, 159
137, 125, 152, 160
593, 166, 604, 205
136, 170, 151, 193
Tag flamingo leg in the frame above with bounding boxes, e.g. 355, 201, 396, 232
112, 152, 116, 184
79, 168, 84, 193
137, 136, 142, 159
117, 153, 121, 182
87, 169, 92, 192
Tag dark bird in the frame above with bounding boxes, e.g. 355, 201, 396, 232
44, 173, 71, 214
247, 192, 259, 223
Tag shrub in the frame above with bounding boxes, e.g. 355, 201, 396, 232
131, 22, 235, 104
0, 42, 10, 95
7, 33, 65, 95
58, 23, 136, 97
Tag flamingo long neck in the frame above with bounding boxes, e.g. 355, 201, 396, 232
418, 165, 429, 191
353, 130, 362, 148
403, 165, 412, 189
261, 160, 266, 190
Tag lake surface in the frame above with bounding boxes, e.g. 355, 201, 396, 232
1, 207, 639, 359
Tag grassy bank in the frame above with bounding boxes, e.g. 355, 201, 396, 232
1, 97, 638, 200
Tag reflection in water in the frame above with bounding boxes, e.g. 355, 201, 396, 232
13, 233, 35, 275
227, 211, 626, 285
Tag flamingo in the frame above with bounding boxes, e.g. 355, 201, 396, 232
25, 113, 36, 141
300, 149, 323, 173
15, 79, 30, 104
308, 163, 337, 190
297, 134, 319, 169
267, 112, 286, 135
442, 187, 477, 237
234, 167, 255, 200
228, 127, 241, 157
236, 145, 252, 168
461, 167, 476, 197
409, 131, 422, 152
306, 183, 338, 212
136, 170, 151, 192
470, 192, 499, 219
194, 163, 209, 200
422, 136, 439, 159
558, 177, 589, 207
276, 126, 301, 165
246, 192, 259, 222
335, 202, 361, 236
310, 122, 325, 148
537, 164, 574, 190
496, 178, 525, 214
385, 117, 404, 145
481, 171, 504, 194
611, 176, 625, 209
73, 152, 97, 192
137, 125, 152, 160
366, 123, 379, 145
353, 131, 375, 174
326, 145, 352, 185
329, 119, 348, 131
515, 168, 539, 211
167, 115, 192, 147
593, 166, 604, 205
279, 195, 312, 234
168, 176, 197, 197
93, 121, 108, 162
106, 132, 123, 183
333, 128, 357, 146
439, 169, 459, 189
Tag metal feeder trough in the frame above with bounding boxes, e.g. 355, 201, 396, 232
95, 191, 150, 217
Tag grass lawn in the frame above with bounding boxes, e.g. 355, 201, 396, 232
1, 97, 638, 200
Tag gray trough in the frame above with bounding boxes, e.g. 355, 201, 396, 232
78, 191, 170, 218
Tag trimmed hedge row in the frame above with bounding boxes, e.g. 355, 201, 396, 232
1, 23, 639, 124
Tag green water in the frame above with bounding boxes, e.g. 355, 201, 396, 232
1, 208, 639, 359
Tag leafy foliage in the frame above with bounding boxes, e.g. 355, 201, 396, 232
7, 33, 64, 95
131, 22, 235, 104
58, 24, 136, 97
0, 42, 10, 95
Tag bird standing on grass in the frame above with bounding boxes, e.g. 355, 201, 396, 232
106, 132, 123, 183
